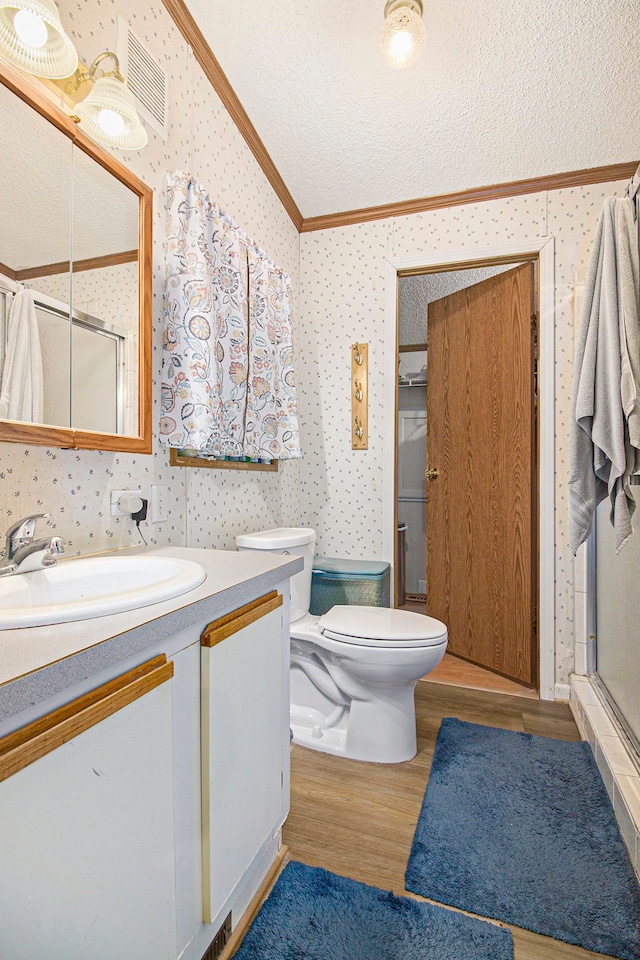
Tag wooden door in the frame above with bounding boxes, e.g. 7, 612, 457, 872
426, 263, 537, 685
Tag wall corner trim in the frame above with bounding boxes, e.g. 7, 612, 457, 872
162, 0, 303, 231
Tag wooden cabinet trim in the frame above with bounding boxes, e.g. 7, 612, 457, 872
201, 591, 283, 647
217, 846, 289, 960
0, 655, 173, 782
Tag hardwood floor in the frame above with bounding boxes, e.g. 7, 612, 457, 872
283, 681, 608, 960
425, 653, 540, 698
403, 600, 539, 698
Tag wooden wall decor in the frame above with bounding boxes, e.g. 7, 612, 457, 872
351, 342, 368, 450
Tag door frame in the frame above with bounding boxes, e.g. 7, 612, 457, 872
382, 238, 555, 700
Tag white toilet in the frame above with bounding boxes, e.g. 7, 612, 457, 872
236, 527, 447, 763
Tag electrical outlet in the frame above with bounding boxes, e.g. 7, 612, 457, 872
150, 484, 168, 523
110, 489, 142, 517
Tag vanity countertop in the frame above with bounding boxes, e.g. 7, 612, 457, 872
0, 545, 302, 724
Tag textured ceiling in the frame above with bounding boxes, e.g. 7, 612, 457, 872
185, 0, 640, 218
398, 264, 515, 345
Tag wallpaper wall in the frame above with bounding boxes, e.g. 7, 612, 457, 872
0, 0, 625, 687
298, 182, 627, 684
0, 0, 300, 557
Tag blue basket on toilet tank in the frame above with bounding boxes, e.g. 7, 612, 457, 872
309, 557, 391, 616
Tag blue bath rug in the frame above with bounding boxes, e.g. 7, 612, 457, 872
233, 860, 513, 960
405, 718, 640, 960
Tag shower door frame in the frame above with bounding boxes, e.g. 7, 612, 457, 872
0, 278, 126, 434
382, 237, 556, 701
586, 519, 640, 760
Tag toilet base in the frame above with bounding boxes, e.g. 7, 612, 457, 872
290, 686, 419, 764
290, 704, 350, 758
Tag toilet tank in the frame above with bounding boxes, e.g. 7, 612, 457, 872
236, 527, 316, 622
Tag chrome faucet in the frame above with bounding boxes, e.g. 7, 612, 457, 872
0, 514, 65, 577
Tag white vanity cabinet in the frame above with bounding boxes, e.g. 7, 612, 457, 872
0, 549, 298, 960
200, 590, 289, 929
0, 655, 177, 960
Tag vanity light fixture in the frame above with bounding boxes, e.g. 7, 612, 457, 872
379, 0, 426, 70
73, 51, 147, 150
0, 0, 77, 78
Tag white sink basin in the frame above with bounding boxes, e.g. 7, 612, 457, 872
0, 555, 207, 629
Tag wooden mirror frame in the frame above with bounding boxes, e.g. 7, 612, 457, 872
0, 60, 152, 454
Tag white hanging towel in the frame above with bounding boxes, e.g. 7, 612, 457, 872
617, 199, 640, 464
569, 197, 640, 554
0, 288, 43, 423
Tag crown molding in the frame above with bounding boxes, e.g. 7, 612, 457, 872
162, 0, 303, 231
159, 4, 636, 238
14, 250, 139, 282
300, 162, 639, 233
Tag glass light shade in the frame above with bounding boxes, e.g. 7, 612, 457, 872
97, 107, 125, 137
379, 2, 426, 70
14, 8, 47, 47
75, 74, 148, 150
0, 0, 77, 78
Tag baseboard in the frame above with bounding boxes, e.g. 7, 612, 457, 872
179, 840, 288, 960
554, 682, 571, 701
216, 845, 289, 960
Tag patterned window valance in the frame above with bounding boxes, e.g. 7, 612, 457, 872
161, 171, 301, 461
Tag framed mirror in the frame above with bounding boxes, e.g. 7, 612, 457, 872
0, 60, 152, 453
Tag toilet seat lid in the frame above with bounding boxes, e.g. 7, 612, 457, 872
318, 605, 447, 647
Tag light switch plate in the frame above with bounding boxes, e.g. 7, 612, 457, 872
150, 484, 168, 523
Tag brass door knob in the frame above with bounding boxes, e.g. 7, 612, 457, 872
425, 468, 439, 480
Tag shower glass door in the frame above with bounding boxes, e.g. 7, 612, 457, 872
595, 498, 640, 752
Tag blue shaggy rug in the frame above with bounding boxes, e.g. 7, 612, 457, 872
405, 718, 640, 960
233, 860, 513, 960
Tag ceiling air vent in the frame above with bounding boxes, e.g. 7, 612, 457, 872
117, 16, 168, 141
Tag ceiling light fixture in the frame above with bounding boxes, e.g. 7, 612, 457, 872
0, 0, 77, 78
379, 0, 426, 71
73, 51, 147, 150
